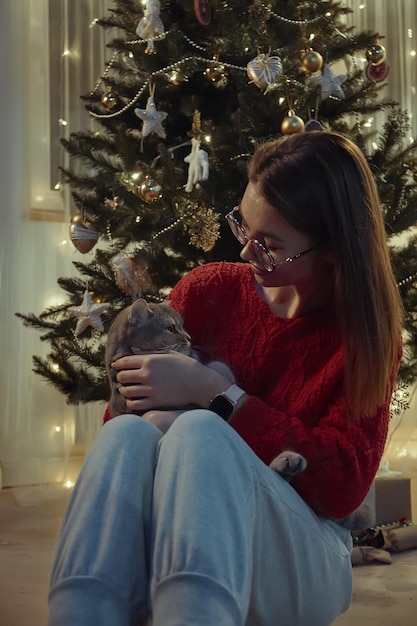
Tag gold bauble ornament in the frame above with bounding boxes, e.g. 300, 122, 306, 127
101, 89, 118, 111
205, 63, 226, 83
366, 44, 386, 66
301, 50, 323, 74
69, 215, 99, 253
139, 178, 162, 203
281, 110, 305, 135
166, 68, 186, 85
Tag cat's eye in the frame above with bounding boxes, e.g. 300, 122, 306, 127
167, 325, 176, 333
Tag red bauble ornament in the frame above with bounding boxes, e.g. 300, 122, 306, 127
194, 0, 211, 25
366, 60, 390, 83
69, 215, 99, 253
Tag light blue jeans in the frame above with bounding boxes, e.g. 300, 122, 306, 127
48, 411, 353, 626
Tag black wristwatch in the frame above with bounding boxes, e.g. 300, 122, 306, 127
208, 384, 246, 421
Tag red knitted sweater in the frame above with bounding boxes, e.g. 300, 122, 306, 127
105, 262, 394, 519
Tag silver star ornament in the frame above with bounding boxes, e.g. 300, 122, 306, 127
310, 63, 347, 100
67, 290, 110, 336
134, 96, 167, 138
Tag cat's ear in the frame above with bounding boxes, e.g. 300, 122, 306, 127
128, 298, 153, 324
132, 298, 152, 313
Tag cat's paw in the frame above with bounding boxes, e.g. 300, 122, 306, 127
269, 451, 307, 481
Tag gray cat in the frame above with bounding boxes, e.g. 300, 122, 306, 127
105, 298, 234, 417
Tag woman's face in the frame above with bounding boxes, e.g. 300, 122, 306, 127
239, 182, 331, 288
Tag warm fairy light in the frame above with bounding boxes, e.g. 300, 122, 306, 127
372, 141, 378, 150
131, 172, 140, 180
45, 295, 65, 307
411, 50, 416, 57
64, 480, 74, 489
54, 182, 61, 190
359, 4, 366, 10
59, 238, 68, 246
89, 18, 99, 27
408, 29, 413, 38
278, 96, 285, 105
59, 118, 68, 126
55, 426, 61, 432
309, 33, 315, 41
51, 364, 60, 373
397, 447, 408, 458
364, 117, 373, 128
204, 134, 211, 143
62, 49, 70, 57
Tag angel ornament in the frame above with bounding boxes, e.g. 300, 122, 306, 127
136, 0, 165, 54
184, 138, 209, 193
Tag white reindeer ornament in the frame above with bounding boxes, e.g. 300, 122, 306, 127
184, 138, 209, 192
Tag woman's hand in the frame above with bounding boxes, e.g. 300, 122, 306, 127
112, 351, 230, 414
141, 409, 184, 433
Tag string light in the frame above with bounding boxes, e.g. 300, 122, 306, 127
89, 56, 248, 120
262, 3, 331, 24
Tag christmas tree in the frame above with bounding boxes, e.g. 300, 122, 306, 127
17, 0, 417, 412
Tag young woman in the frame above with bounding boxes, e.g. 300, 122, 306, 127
48, 131, 403, 626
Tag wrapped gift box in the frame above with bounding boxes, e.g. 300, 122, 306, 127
373, 476, 413, 525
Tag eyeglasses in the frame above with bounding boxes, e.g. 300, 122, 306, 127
226, 206, 316, 272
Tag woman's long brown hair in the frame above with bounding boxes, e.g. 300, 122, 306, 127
249, 131, 403, 420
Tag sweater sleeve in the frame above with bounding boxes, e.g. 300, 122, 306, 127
230, 393, 392, 520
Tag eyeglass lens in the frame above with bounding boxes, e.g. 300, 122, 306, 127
228, 216, 274, 271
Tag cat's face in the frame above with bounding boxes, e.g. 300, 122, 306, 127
125, 299, 192, 354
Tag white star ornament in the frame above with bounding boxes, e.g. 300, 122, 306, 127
310, 63, 347, 100
134, 96, 167, 138
67, 290, 110, 336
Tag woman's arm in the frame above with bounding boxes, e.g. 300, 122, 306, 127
112, 350, 234, 412
230, 392, 391, 520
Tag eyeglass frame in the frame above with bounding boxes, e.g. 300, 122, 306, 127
226, 205, 317, 272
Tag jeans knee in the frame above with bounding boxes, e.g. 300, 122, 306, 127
167, 409, 226, 443
160, 409, 246, 469
98, 414, 163, 455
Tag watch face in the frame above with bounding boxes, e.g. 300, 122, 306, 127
209, 394, 234, 419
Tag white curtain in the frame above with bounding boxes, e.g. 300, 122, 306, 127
344, 1, 417, 476
344, 0, 417, 139
0, 0, 416, 489
0, 0, 109, 489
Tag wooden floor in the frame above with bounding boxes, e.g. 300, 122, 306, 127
0, 485, 416, 625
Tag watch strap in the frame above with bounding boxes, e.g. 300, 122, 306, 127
208, 384, 246, 420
